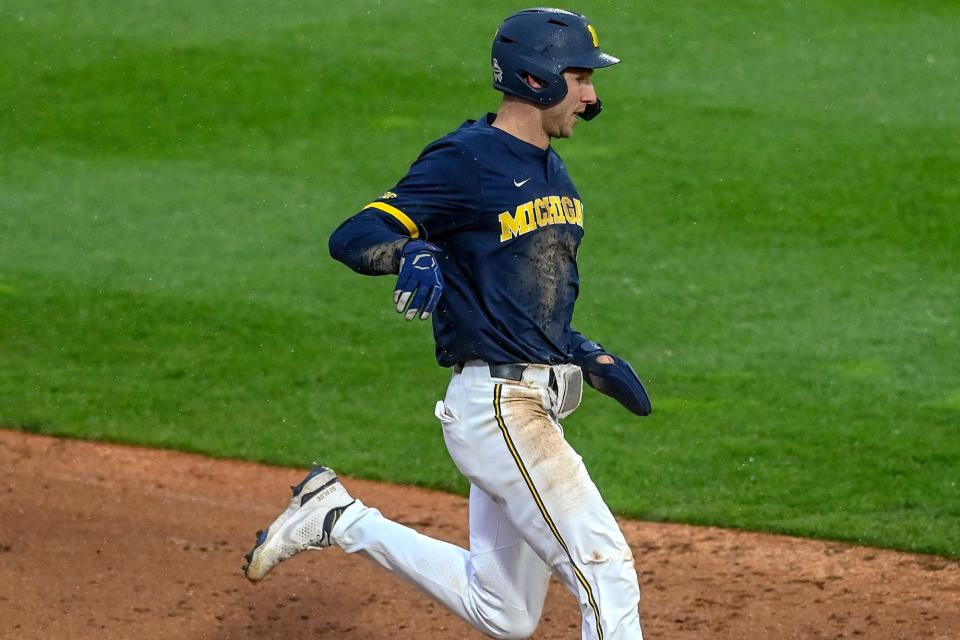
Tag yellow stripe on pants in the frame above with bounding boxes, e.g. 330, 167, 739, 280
492, 383, 604, 639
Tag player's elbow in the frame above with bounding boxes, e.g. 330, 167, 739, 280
327, 221, 366, 271
328, 226, 350, 264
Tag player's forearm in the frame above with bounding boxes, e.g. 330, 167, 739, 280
329, 211, 409, 275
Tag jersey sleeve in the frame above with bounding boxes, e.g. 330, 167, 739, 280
328, 211, 409, 275
329, 138, 480, 276
568, 328, 602, 359
360, 139, 480, 241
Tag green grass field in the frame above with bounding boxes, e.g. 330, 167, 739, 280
2, 1, 958, 557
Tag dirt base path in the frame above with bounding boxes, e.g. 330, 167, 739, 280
1, 430, 958, 639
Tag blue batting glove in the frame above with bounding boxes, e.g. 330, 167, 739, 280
394, 240, 444, 321
572, 340, 652, 417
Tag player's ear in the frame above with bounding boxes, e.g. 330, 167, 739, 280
524, 73, 546, 90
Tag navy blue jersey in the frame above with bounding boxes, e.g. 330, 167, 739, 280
330, 114, 589, 367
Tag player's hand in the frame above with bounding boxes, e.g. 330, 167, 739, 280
394, 240, 444, 321
573, 340, 652, 416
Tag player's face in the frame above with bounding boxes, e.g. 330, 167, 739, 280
542, 69, 598, 139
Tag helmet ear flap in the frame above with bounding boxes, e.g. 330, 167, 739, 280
508, 60, 568, 105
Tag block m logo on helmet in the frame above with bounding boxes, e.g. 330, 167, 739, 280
587, 24, 600, 47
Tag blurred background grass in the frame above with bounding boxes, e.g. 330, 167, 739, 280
1, 0, 958, 556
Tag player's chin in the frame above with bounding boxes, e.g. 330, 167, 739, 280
557, 116, 579, 138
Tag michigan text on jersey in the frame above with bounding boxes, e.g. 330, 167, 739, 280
498, 196, 583, 242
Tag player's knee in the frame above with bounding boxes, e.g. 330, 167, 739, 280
505, 614, 541, 639
488, 620, 539, 640
475, 608, 541, 640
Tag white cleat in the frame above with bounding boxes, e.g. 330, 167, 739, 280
243, 466, 354, 581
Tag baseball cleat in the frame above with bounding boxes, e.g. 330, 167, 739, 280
243, 465, 355, 582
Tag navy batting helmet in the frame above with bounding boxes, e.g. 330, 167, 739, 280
492, 8, 620, 119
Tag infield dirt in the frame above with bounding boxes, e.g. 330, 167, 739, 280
1, 429, 957, 639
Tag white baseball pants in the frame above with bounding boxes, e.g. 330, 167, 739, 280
331, 361, 643, 639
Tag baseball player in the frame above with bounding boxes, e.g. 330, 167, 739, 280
243, 8, 652, 639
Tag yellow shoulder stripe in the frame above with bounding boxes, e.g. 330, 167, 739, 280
365, 201, 420, 238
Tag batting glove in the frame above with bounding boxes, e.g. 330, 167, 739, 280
394, 240, 444, 321
573, 340, 652, 417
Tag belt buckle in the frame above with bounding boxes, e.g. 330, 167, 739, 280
488, 363, 526, 381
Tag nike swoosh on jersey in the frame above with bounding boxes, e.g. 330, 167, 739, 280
513, 178, 532, 187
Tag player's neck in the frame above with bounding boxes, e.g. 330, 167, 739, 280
492, 101, 550, 150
